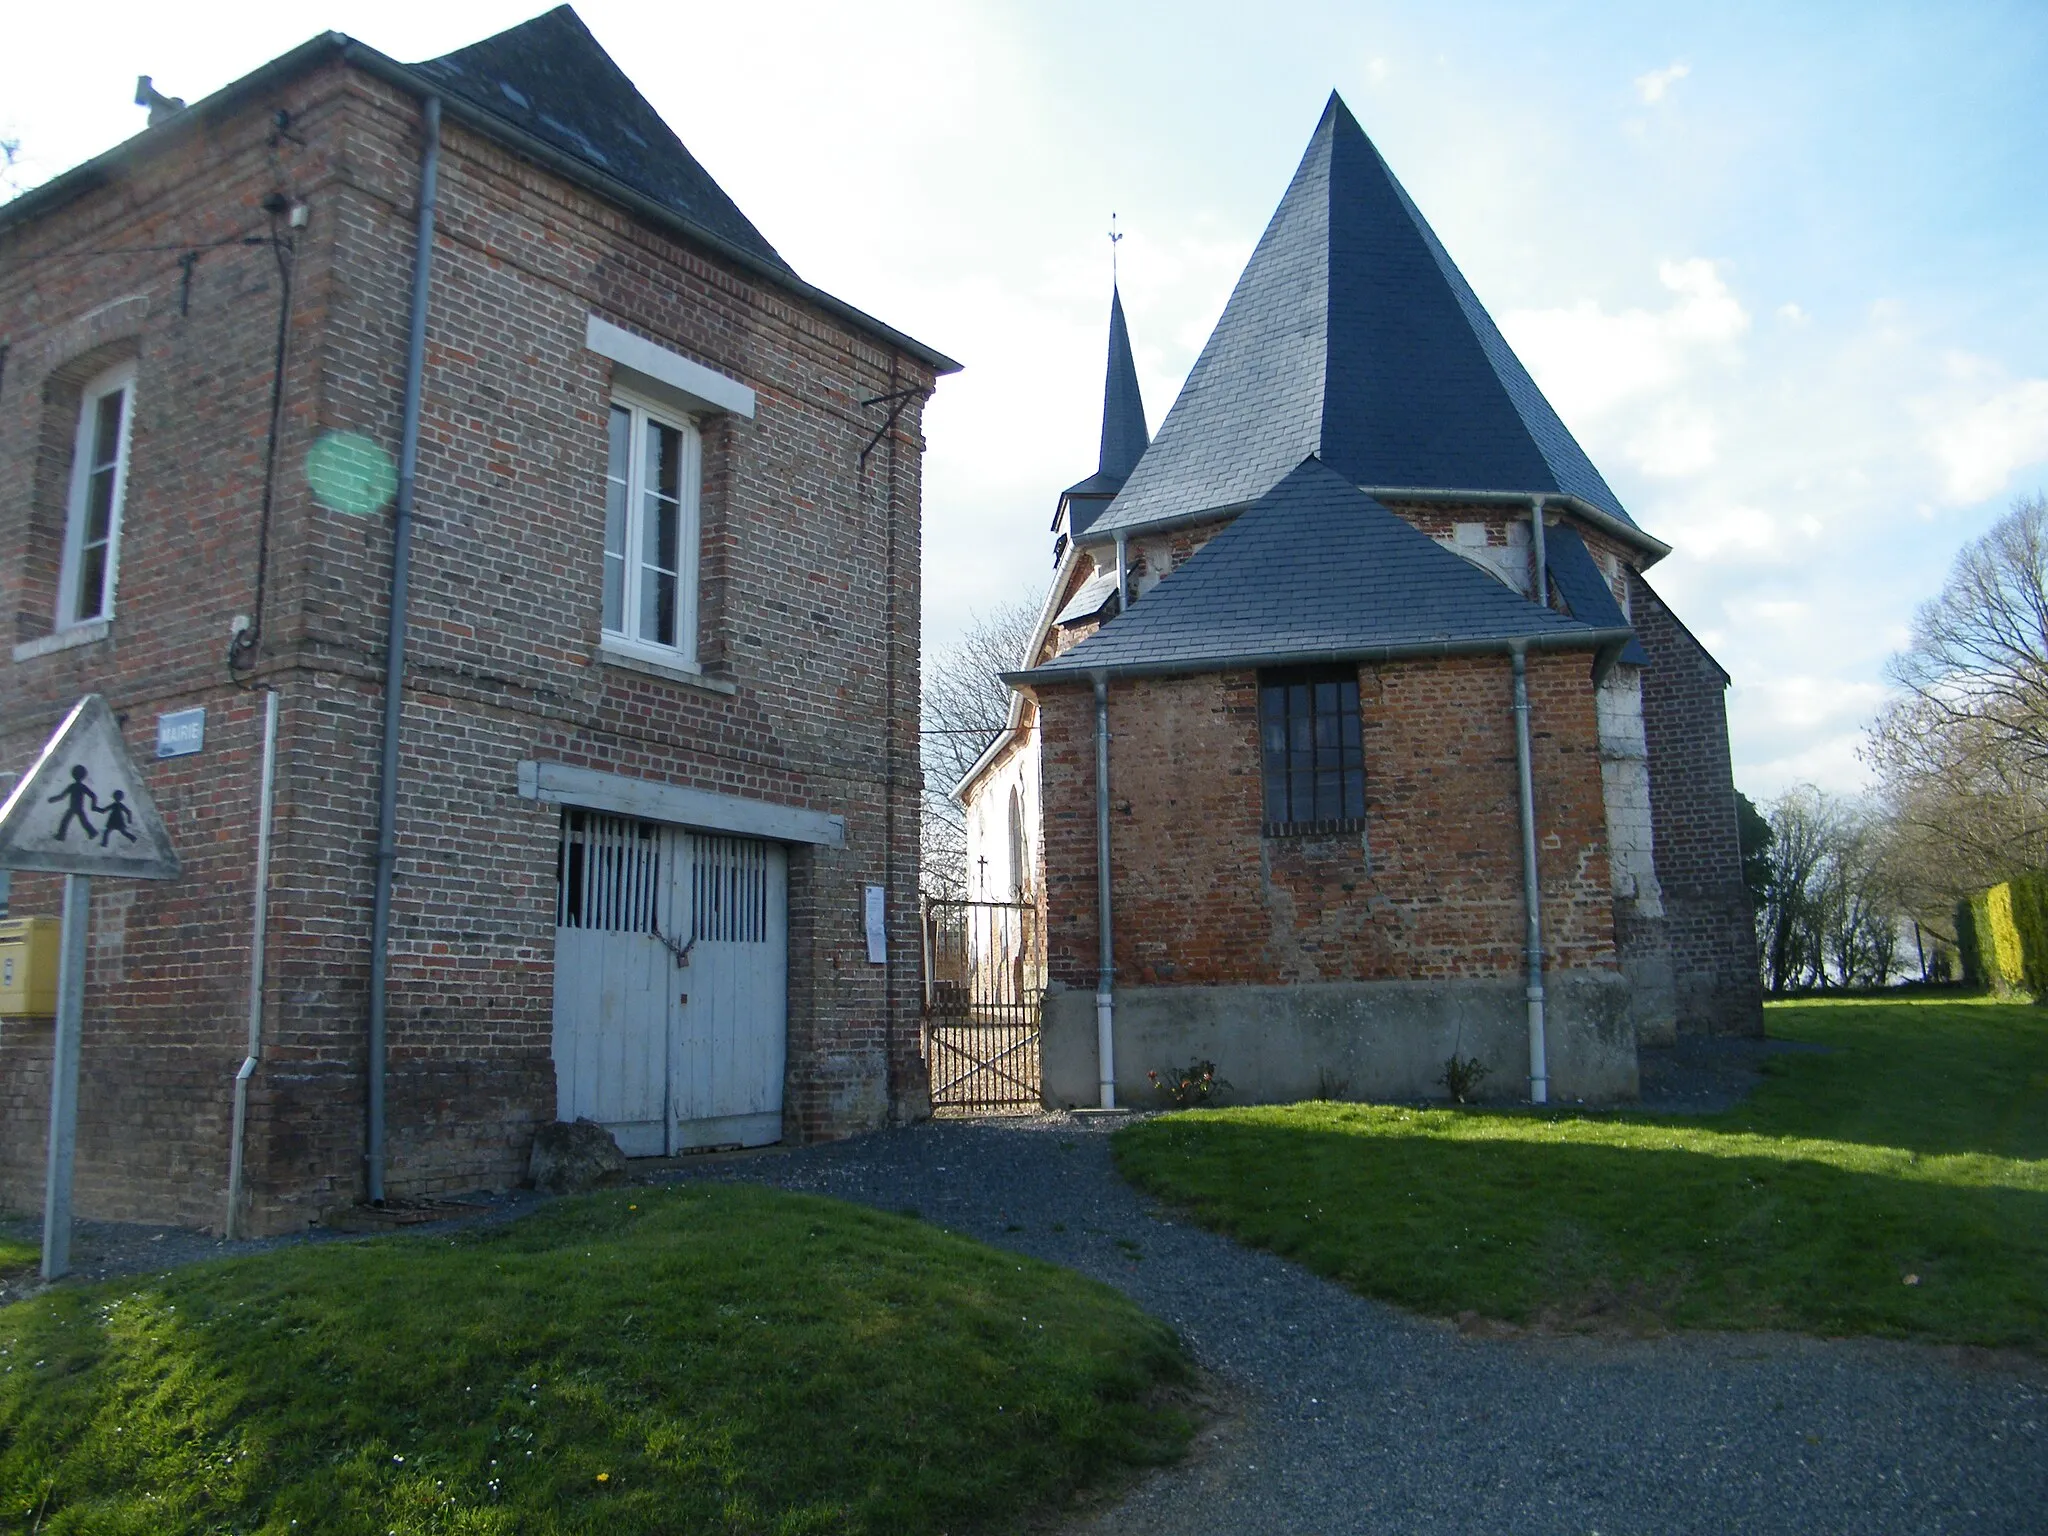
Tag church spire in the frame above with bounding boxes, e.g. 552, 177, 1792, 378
1056, 279, 1153, 549
1098, 286, 1148, 482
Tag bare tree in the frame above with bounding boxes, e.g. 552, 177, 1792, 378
920, 598, 1040, 899
1760, 787, 1836, 992
1866, 493, 2048, 911
1816, 808, 1903, 987
1756, 788, 1907, 991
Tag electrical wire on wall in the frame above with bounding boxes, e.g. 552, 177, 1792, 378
860, 362, 932, 1118
228, 110, 306, 684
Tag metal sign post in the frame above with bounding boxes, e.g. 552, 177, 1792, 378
0, 696, 181, 1279
41, 875, 90, 1279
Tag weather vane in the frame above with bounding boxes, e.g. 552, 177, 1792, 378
1109, 212, 1122, 283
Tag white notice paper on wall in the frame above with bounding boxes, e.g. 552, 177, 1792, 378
864, 884, 886, 964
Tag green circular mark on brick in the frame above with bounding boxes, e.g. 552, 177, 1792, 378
306, 432, 397, 516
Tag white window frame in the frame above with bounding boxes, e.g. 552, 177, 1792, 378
56, 362, 137, 631
601, 387, 703, 671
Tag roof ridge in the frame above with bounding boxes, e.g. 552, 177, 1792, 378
412, 4, 794, 275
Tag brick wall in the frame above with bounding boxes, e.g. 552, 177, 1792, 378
1630, 574, 1763, 1035
0, 62, 933, 1231
1033, 652, 1617, 991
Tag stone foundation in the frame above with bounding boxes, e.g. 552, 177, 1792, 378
1041, 970, 1639, 1110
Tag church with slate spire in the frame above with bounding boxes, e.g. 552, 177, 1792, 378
958, 94, 1760, 1112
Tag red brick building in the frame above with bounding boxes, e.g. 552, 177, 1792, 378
0, 8, 952, 1233
960, 96, 1759, 1109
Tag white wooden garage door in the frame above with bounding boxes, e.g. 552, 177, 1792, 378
552, 809, 787, 1153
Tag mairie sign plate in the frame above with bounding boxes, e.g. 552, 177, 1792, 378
0, 696, 181, 880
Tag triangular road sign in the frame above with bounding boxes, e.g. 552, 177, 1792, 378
0, 695, 181, 880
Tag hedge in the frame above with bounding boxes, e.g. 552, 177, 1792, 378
1957, 874, 2048, 997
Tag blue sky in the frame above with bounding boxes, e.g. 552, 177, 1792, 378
7, 1, 2045, 800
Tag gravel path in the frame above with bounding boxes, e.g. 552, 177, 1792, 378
662, 1116, 2046, 1536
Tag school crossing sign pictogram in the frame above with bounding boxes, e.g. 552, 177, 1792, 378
0, 695, 180, 881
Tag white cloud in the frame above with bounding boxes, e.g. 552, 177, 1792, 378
1665, 500, 1791, 559
1913, 353, 2048, 504
1776, 302, 1810, 326
1634, 61, 1691, 105
1501, 258, 1747, 423
1629, 404, 1719, 478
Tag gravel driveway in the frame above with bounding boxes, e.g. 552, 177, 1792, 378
664, 1115, 2045, 1536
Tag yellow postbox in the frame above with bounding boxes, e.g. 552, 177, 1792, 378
0, 918, 61, 1017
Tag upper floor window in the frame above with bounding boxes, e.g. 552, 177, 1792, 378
57, 364, 135, 628
1259, 666, 1364, 835
603, 392, 701, 665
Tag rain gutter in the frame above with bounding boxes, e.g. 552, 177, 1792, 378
224, 687, 281, 1238
1080, 486, 1669, 567
1002, 626, 1636, 690
1509, 642, 1549, 1105
1092, 672, 1116, 1109
365, 92, 440, 1206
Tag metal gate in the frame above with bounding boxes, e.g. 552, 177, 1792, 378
921, 898, 1041, 1113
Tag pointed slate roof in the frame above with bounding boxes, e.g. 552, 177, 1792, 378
413, 6, 793, 275
1064, 287, 1150, 500
1545, 526, 1649, 666
1015, 458, 1621, 683
1089, 94, 1638, 543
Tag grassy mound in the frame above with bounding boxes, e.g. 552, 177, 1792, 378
0, 1184, 1190, 1533
1115, 999, 2047, 1349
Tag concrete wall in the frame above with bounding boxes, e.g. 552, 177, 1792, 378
1042, 969, 1639, 1108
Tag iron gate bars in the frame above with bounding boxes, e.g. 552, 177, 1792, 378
921, 897, 1043, 1113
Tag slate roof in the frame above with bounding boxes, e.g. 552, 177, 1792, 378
1053, 569, 1122, 627
1060, 286, 1153, 538
413, 6, 793, 275
1545, 526, 1649, 666
1088, 93, 1638, 543
1014, 457, 1621, 683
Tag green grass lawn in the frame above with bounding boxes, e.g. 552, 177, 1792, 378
0, 1184, 1190, 1534
0, 1240, 37, 1278
1115, 998, 2048, 1349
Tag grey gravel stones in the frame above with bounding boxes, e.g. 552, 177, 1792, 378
662, 1115, 2046, 1536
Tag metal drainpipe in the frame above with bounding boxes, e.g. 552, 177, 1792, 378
1093, 671, 1117, 1108
1114, 532, 1130, 610
1530, 495, 1548, 604
1510, 642, 1549, 1104
367, 94, 441, 1204
225, 687, 280, 1238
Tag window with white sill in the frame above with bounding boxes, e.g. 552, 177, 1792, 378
602, 391, 701, 667
56, 363, 136, 630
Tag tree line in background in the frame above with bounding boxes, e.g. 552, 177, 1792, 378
1750, 492, 2048, 995
1741, 786, 1928, 994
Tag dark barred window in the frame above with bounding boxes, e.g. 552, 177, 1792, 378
1259, 667, 1364, 835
